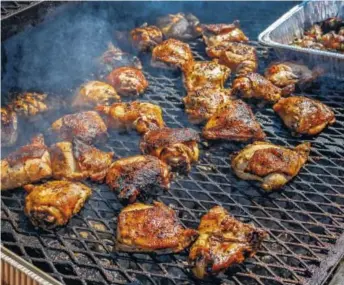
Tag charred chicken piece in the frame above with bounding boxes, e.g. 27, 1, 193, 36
140, 128, 200, 173
273, 96, 335, 136
9, 92, 48, 117
183, 87, 232, 124
320, 17, 344, 34
1, 135, 52, 191
72, 81, 120, 108
189, 206, 267, 279
51, 111, 107, 144
151, 38, 194, 70
96, 101, 164, 134
231, 141, 310, 191
232, 73, 290, 103
50, 138, 114, 182
130, 24, 163, 52
24, 180, 91, 229
320, 32, 344, 51
156, 13, 202, 40
107, 67, 148, 97
202, 100, 266, 142
1, 107, 18, 147
116, 201, 198, 253
183, 59, 231, 91
106, 155, 171, 203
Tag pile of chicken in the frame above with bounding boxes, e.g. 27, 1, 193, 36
1, 11, 337, 280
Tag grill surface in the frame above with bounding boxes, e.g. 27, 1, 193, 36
1, 2, 344, 285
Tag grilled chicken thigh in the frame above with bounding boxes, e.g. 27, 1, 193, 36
202, 100, 266, 142
151, 39, 194, 70
156, 13, 202, 40
106, 155, 171, 203
9, 92, 48, 117
51, 111, 107, 143
96, 101, 164, 134
183, 87, 232, 124
231, 141, 310, 191
130, 24, 163, 52
107, 67, 148, 97
1, 107, 18, 147
24, 180, 91, 229
140, 128, 200, 172
189, 206, 267, 279
1, 135, 52, 191
183, 59, 231, 91
50, 139, 114, 182
273, 96, 335, 136
116, 201, 198, 253
72, 81, 120, 108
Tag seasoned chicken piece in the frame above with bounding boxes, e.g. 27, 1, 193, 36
189, 206, 267, 279
140, 128, 200, 173
116, 201, 198, 253
273, 96, 335, 136
106, 155, 171, 203
24, 180, 91, 229
183, 59, 231, 91
265, 62, 323, 91
50, 138, 114, 182
183, 87, 232, 124
107, 67, 148, 97
206, 42, 258, 76
9, 92, 48, 117
304, 24, 323, 39
232, 73, 291, 103
51, 111, 107, 143
201, 21, 249, 48
156, 13, 202, 40
1, 135, 52, 191
202, 100, 266, 142
151, 39, 194, 70
1, 107, 18, 147
231, 141, 310, 191
130, 24, 163, 52
320, 32, 344, 51
72, 81, 120, 108
292, 36, 325, 50
96, 101, 164, 134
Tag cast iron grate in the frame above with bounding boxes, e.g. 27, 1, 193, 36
1, 37, 344, 285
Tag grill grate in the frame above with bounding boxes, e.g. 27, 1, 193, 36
1, 25, 344, 285
1, 1, 40, 19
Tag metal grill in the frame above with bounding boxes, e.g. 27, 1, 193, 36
1, 1, 40, 19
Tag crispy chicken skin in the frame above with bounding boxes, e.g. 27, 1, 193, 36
183, 59, 231, 91
130, 24, 163, 52
106, 155, 171, 203
183, 88, 232, 124
202, 100, 266, 142
151, 38, 194, 70
107, 67, 148, 97
156, 13, 202, 40
140, 128, 200, 172
1, 135, 52, 191
72, 81, 120, 108
96, 101, 164, 134
232, 73, 291, 103
189, 206, 267, 279
24, 180, 91, 229
51, 111, 107, 143
9, 92, 48, 117
116, 201, 198, 253
273, 96, 335, 136
1, 107, 18, 147
231, 141, 310, 191
50, 139, 114, 182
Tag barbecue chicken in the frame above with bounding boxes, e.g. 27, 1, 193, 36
320, 32, 344, 52
9, 92, 48, 117
1, 107, 18, 147
130, 24, 163, 52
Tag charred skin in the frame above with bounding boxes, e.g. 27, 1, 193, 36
140, 128, 200, 173
9, 92, 48, 117
273, 96, 335, 136
189, 206, 267, 279
24, 180, 91, 229
1, 107, 18, 147
106, 155, 171, 203
231, 141, 310, 191
202, 100, 266, 142
130, 24, 163, 52
96, 101, 165, 135
116, 201, 198, 253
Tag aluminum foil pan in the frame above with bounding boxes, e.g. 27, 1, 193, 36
258, 0, 344, 79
